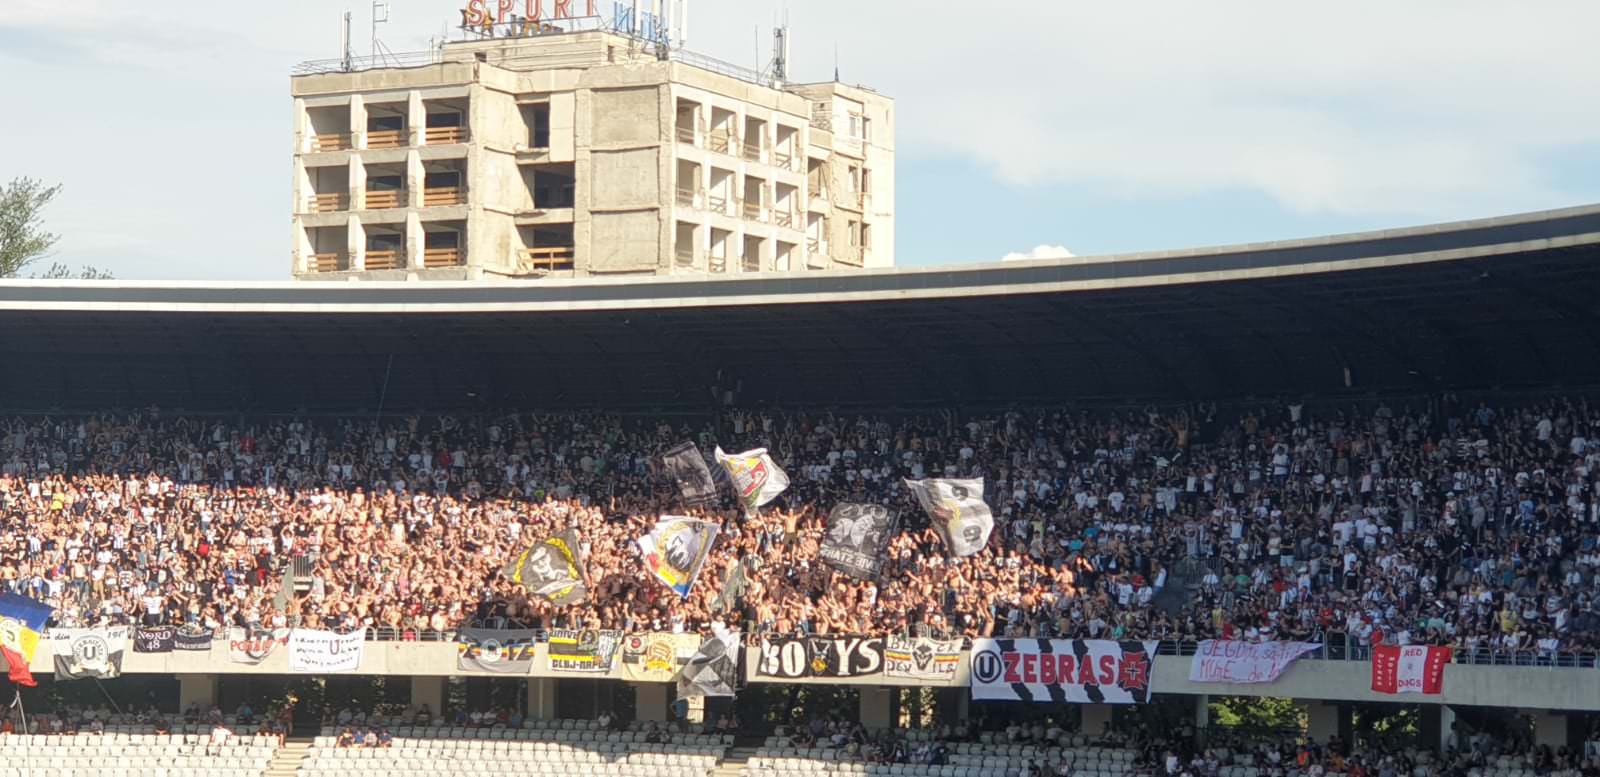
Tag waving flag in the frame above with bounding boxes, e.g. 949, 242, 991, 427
0, 593, 52, 686
503, 528, 588, 606
905, 478, 995, 557
715, 446, 789, 513
636, 516, 720, 598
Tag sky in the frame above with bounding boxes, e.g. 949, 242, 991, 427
1, 0, 1597, 280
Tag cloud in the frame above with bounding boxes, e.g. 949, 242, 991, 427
1001, 245, 1076, 262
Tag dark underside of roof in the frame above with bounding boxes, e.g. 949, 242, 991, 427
3, 245, 1599, 413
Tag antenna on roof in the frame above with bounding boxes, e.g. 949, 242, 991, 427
341, 11, 353, 72
371, 1, 389, 57
833, 43, 840, 82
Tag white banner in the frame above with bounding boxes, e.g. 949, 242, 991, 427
970, 639, 1157, 703
288, 629, 364, 673
715, 447, 789, 513
1188, 640, 1319, 684
884, 636, 962, 682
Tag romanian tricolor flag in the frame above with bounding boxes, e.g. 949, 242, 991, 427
0, 593, 53, 687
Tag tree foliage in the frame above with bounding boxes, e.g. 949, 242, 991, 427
1208, 696, 1307, 732
0, 177, 63, 278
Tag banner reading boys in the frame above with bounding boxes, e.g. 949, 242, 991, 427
970, 639, 1158, 703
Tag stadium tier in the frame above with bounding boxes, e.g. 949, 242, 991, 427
2, 204, 1600, 771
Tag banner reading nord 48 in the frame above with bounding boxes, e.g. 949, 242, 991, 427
970, 639, 1158, 703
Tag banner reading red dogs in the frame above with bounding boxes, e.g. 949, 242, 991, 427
970, 639, 1158, 703
1371, 644, 1451, 695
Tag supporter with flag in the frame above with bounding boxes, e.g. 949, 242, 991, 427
715, 447, 789, 514
636, 516, 720, 598
502, 528, 588, 606
903, 478, 995, 557
0, 593, 53, 687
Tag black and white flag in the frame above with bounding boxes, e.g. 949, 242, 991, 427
502, 529, 587, 607
819, 503, 896, 579
904, 478, 995, 557
52, 628, 127, 680
677, 627, 739, 698
133, 626, 175, 653
661, 441, 718, 506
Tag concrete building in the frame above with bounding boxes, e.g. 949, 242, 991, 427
289, 27, 894, 280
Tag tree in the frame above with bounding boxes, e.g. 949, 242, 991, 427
0, 177, 63, 278
36, 262, 115, 280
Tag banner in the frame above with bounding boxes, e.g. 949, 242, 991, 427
288, 629, 364, 673
547, 629, 622, 673
662, 441, 718, 506
971, 639, 1157, 703
620, 632, 702, 682
819, 504, 896, 579
456, 628, 541, 674
904, 478, 995, 557
885, 636, 962, 682
1371, 644, 1450, 695
1189, 640, 1319, 684
133, 626, 176, 654
756, 636, 885, 679
227, 627, 289, 665
715, 447, 789, 513
503, 529, 587, 606
677, 627, 740, 698
51, 628, 128, 680
636, 516, 719, 598
175, 626, 215, 651
0, 593, 53, 687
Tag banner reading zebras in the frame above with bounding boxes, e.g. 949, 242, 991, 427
819, 503, 896, 579
970, 639, 1158, 704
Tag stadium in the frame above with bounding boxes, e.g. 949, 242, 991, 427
1, 201, 1599, 777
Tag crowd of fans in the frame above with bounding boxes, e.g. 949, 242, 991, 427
4, 394, 1600, 657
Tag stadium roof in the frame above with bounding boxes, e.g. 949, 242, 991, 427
3, 203, 1599, 411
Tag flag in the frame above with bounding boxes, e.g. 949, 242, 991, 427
503, 528, 587, 606
51, 627, 128, 680
904, 478, 995, 556
0, 593, 52, 687
1370, 644, 1450, 694
677, 626, 739, 698
661, 441, 718, 506
715, 446, 789, 513
819, 503, 896, 579
636, 516, 719, 598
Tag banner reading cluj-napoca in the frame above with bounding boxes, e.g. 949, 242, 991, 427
1189, 640, 1319, 684
970, 639, 1157, 703
288, 629, 364, 673
547, 629, 622, 673
819, 503, 896, 579
904, 478, 994, 557
715, 447, 789, 514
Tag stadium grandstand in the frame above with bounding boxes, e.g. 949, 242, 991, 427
0, 203, 1599, 777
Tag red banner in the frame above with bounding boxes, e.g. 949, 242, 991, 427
1370, 645, 1450, 695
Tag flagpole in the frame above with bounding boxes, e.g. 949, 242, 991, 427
14, 689, 26, 735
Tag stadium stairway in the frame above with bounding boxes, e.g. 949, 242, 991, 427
265, 736, 313, 777
714, 745, 760, 777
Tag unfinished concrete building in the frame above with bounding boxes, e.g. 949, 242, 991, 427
289, 28, 894, 280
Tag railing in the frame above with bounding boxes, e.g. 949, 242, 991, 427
709, 254, 727, 273
741, 254, 761, 273
422, 186, 463, 206
423, 126, 467, 145
774, 150, 795, 171
307, 253, 345, 273
310, 133, 350, 152
306, 192, 348, 213
741, 142, 763, 162
806, 238, 821, 254
363, 189, 405, 209
741, 200, 764, 221
675, 125, 696, 145
423, 248, 461, 268
707, 129, 733, 155
675, 187, 699, 208
363, 250, 403, 270
773, 209, 795, 229
707, 193, 730, 215
522, 246, 575, 272
674, 247, 697, 268
365, 129, 406, 149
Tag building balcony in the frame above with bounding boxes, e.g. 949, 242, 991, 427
741, 200, 764, 222
422, 187, 464, 207
707, 130, 735, 156
366, 130, 406, 149
364, 250, 403, 270
674, 247, 697, 268
307, 253, 347, 272
773, 209, 796, 230
707, 193, 733, 217
306, 193, 348, 213
708, 255, 727, 273
364, 189, 406, 210
675, 187, 702, 208
310, 133, 351, 152
523, 246, 575, 272
423, 248, 462, 268
741, 143, 763, 163
675, 125, 697, 145
424, 127, 467, 145
774, 150, 796, 172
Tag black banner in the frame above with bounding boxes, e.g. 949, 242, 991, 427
133, 626, 175, 653
756, 635, 884, 679
819, 503, 896, 579
661, 441, 718, 506
175, 627, 214, 651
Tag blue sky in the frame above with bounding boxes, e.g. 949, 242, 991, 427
2, 0, 1597, 279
